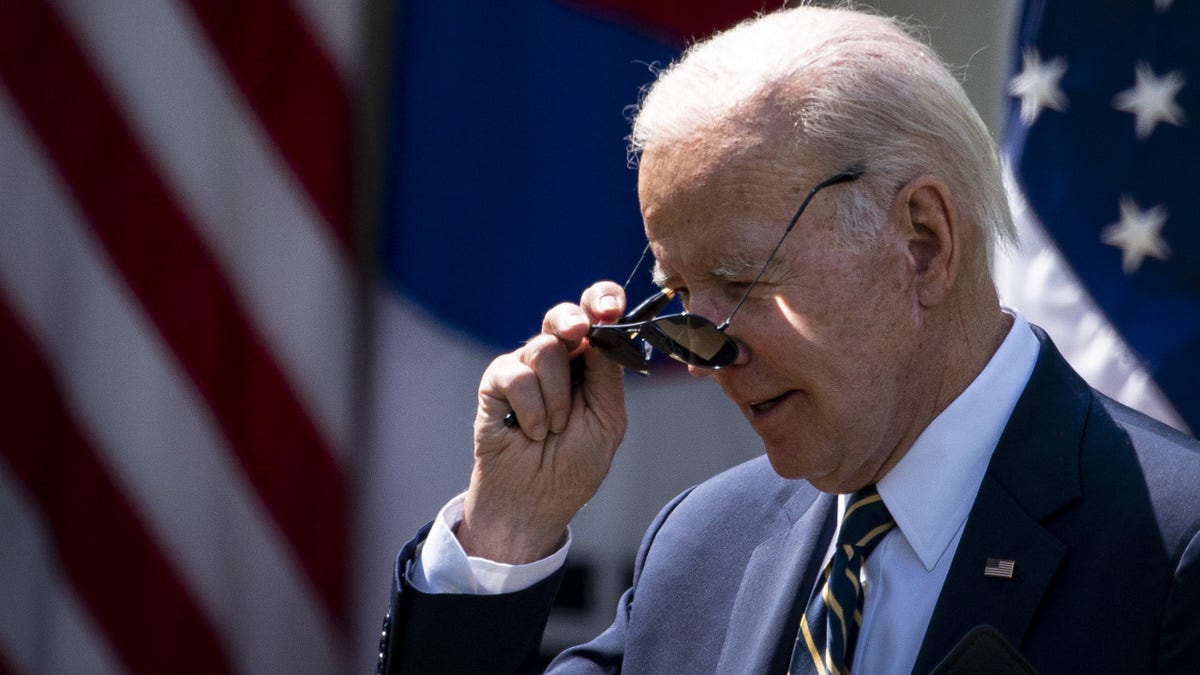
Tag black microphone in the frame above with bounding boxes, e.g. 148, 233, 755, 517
928, 625, 1039, 674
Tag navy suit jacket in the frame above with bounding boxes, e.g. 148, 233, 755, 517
379, 329, 1200, 673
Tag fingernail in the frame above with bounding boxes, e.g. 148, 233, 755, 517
599, 294, 619, 311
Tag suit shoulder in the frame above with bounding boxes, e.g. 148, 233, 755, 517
1097, 393, 1200, 457
687, 455, 803, 504
655, 455, 817, 537
1094, 393, 1200, 491
1091, 393, 1200, 551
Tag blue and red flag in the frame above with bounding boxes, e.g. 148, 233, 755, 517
363, 1, 770, 663
382, 1, 771, 347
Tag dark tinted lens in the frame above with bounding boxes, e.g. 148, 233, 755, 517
644, 315, 738, 368
587, 325, 649, 373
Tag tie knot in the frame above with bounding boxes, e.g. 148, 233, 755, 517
836, 486, 895, 557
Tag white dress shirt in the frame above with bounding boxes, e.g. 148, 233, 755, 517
413, 312, 1040, 673
411, 495, 571, 595
851, 311, 1039, 674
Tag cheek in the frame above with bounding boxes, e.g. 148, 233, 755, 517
772, 280, 904, 351
774, 295, 814, 341
773, 261, 920, 379
833, 250, 920, 338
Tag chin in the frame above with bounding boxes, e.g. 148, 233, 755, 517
762, 444, 826, 482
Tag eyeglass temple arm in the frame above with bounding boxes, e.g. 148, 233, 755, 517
624, 242, 653, 289
623, 288, 676, 323
715, 165, 865, 331
611, 242, 677, 324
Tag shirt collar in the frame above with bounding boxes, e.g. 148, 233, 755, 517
874, 310, 1040, 570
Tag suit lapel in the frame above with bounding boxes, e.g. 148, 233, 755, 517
912, 328, 1090, 672
911, 475, 1067, 672
716, 489, 836, 673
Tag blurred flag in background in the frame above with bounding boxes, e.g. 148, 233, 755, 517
998, 0, 1198, 434
0, 1, 766, 672
0, 0, 360, 672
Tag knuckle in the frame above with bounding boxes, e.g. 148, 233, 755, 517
523, 333, 562, 359
587, 280, 624, 299
527, 343, 567, 375
485, 352, 523, 383
543, 302, 584, 328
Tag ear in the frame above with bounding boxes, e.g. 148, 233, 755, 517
892, 176, 958, 308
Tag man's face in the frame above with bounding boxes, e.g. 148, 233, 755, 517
638, 131, 931, 492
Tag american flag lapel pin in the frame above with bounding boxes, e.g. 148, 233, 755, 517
984, 557, 1016, 579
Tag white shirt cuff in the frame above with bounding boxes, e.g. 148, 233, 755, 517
410, 492, 571, 595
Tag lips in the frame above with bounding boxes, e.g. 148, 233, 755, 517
749, 391, 792, 414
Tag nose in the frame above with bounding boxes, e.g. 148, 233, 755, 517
685, 334, 749, 377
681, 293, 727, 328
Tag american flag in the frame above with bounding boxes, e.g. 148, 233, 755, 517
1002, 0, 1199, 434
984, 557, 1017, 580
0, 0, 777, 671
0, 0, 359, 672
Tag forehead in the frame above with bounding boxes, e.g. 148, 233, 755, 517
637, 131, 819, 281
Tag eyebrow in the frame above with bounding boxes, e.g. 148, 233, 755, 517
650, 262, 671, 287
651, 257, 761, 287
711, 258, 760, 279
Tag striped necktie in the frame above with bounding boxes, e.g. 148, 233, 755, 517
789, 486, 895, 675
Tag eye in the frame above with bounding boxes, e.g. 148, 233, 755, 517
665, 287, 690, 312
724, 280, 755, 301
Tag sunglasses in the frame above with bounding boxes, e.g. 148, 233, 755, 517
588, 165, 865, 375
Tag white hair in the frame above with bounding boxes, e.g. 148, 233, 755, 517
629, 4, 1015, 255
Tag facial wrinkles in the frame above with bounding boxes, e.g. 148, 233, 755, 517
819, 262, 921, 481
653, 240, 784, 325
641, 124, 841, 338
711, 257, 763, 281
645, 168, 777, 274
652, 255, 765, 292
647, 169, 798, 293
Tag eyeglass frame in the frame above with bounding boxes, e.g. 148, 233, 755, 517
587, 164, 866, 374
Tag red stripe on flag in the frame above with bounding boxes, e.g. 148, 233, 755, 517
0, 0, 347, 622
565, 0, 770, 45
183, 0, 354, 249
0, 299, 234, 675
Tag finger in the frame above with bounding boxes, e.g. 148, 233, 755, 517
477, 345, 552, 441
480, 353, 549, 441
581, 338, 626, 391
580, 281, 626, 325
580, 345, 628, 436
542, 302, 592, 348
523, 334, 575, 435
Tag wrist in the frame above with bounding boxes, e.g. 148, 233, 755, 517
455, 516, 567, 565
413, 494, 571, 595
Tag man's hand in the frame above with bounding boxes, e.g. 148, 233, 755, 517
458, 281, 630, 563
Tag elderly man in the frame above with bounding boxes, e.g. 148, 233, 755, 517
378, 6, 1200, 674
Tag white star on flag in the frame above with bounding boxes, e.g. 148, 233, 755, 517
1156, 0, 1175, 12
1008, 47, 1069, 124
1113, 61, 1187, 140
1100, 196, 1172, 274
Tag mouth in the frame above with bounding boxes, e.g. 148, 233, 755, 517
748, 391, 793, 414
